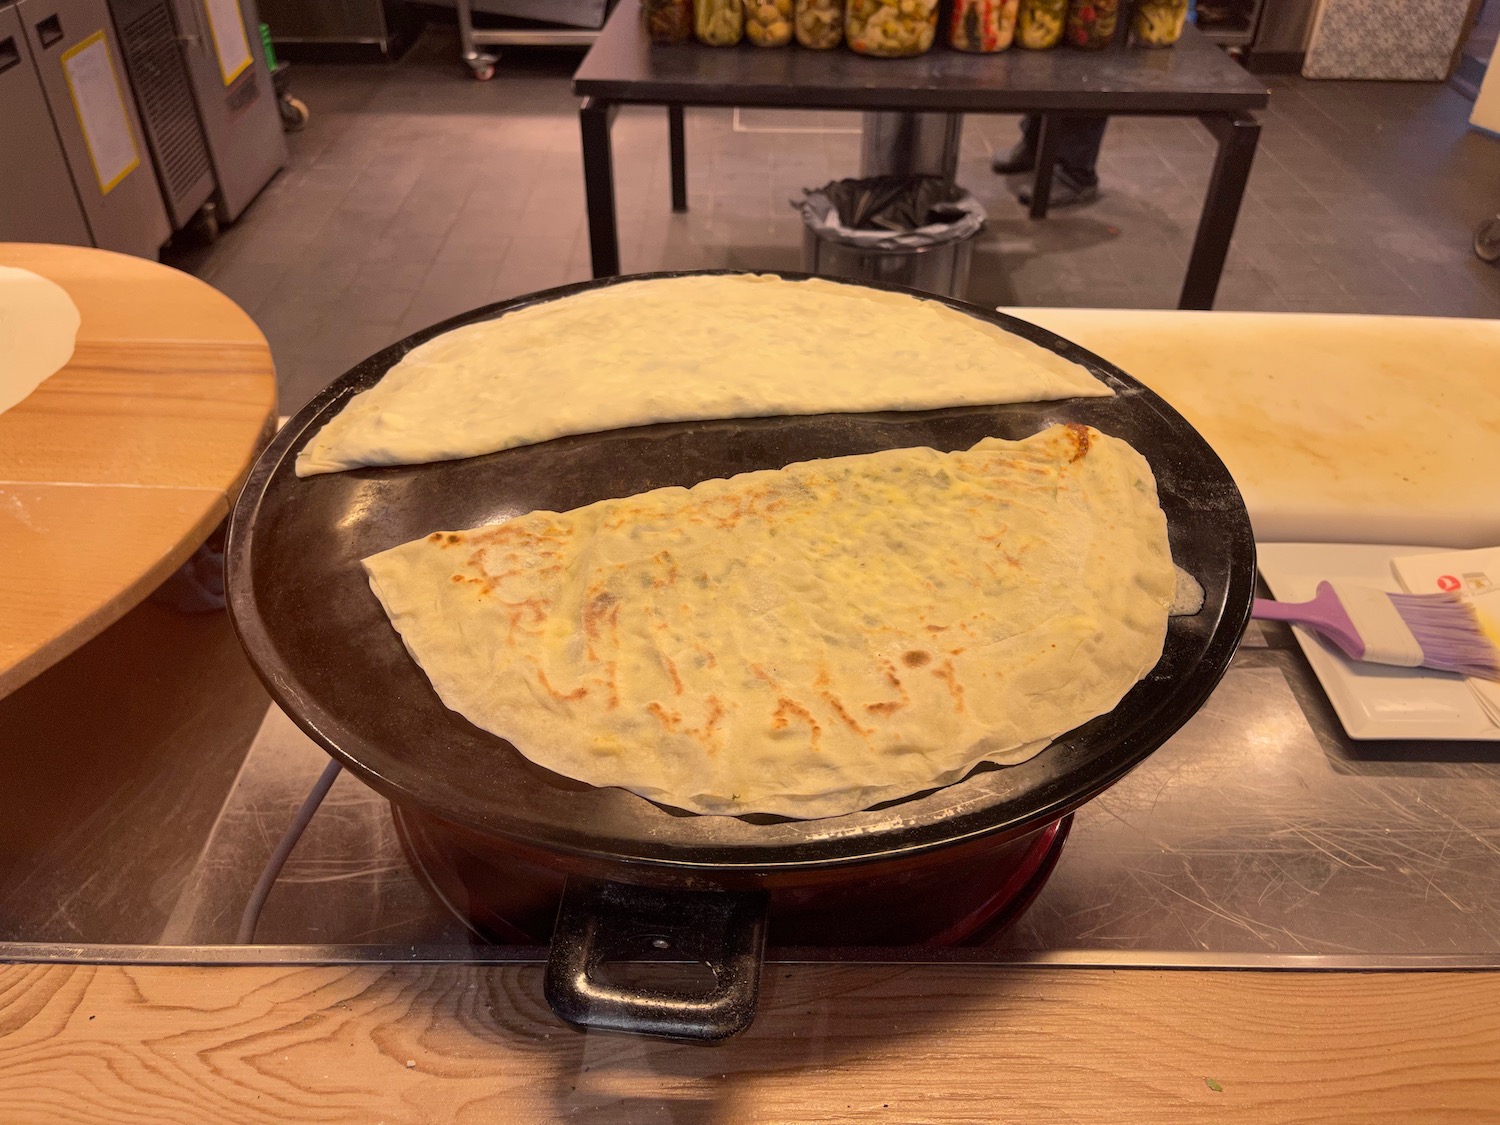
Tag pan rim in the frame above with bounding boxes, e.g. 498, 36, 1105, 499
227, 269, 1256, 873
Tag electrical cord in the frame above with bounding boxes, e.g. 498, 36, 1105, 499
236, 758, 343, 944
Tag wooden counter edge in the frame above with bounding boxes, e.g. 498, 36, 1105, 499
1, 961, 1497, 1123
0, 491, 230, 699
0, 406, 274, 699
0, 243, 278, 699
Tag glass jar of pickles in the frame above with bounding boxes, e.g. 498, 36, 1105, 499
949, 0, 1018, 51
643, 0, 694, 42
1015, 0, 1065, 48
744, 0, 794, 43
695, 0, 743, 44
1065, 0, 1117, 48
846, 0, 938, 57
1132, 0, 1187, 46
795, 0, 843, 48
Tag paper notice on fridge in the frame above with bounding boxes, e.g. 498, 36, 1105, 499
203, 0, 253, 86
1392, 547, 1500, 724
60, 32, 139, 195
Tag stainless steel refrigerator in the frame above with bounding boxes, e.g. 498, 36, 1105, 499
255, 0, 419, 60
11, 0, 172, 257
108, 0, 218, 231
0, 3, 93, 246
165, 0, 286, 223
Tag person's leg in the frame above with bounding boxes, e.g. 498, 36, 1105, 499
1053, 115, 1108, 185
991, 115, 1042, 174
1017, 115, 1107, 207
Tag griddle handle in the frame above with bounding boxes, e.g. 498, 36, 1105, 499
544, 876, 768, 1042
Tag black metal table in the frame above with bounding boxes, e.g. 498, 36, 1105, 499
572, 3, 1270, 309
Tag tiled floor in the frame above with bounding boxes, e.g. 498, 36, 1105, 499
164, 31, 1500, 413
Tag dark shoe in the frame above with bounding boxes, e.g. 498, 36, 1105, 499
1017, 166, 1099, 208
991, 141, 1037, 175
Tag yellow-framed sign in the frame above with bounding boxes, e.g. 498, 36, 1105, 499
203, 0, 253, 86
59, 30, 140, 196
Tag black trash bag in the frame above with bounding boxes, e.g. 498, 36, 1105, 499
796, 174, 985, 251
827, 174, 964, 230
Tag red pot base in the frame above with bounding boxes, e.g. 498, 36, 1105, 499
394, 804, 1071, 948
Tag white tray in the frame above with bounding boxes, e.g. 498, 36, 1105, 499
1256, 542, 1500, 742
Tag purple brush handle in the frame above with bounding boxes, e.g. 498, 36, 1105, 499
1252, 581, 1367, 661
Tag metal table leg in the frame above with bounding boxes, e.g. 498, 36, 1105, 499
456, 0, 498, 79
580, 97, 621, 278
668, 105, 687, 213
858, 112, 963, 183
1179, 112, 1261, 311
1028, 114, 1058, 221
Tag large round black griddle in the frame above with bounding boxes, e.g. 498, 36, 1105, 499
227, 270, 1255, 875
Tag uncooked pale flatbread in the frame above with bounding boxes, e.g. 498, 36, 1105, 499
363, 424, 1174, 819
0, 266, 81, 416
297, 275, 1108, 476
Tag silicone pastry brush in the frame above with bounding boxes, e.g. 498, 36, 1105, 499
1254, 582, 1500, 681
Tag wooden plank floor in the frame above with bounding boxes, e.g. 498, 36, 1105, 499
2, 963, 1497, 1123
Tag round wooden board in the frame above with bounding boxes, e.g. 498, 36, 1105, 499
0, 243, 277, 697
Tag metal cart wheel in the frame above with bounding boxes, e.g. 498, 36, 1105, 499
279, 95, 310, 132
184, 202, 219, 245
1476, 216, 1500, 264
466, 52, 499, 81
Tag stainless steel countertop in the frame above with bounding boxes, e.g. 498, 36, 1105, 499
5, 619, 1500, 967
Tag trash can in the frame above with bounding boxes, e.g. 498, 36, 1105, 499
797, 175, 985, 299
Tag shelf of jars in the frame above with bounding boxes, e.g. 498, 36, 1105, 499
643, 0, 1193, 56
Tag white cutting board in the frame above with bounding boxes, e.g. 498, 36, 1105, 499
1005, 309, 1500, 549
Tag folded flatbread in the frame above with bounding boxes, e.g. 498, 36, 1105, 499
298, 275, 1108, 476
0, 266, 80, 416
363, 424, 1173, 819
